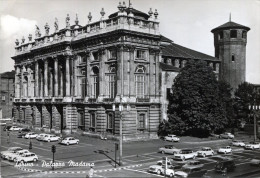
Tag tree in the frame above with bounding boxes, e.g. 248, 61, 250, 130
234, 82, 256, 124
167, 60, 227, 137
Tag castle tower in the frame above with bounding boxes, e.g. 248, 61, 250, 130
211, 18, 250, 90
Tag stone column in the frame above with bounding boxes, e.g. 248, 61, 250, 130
54, 58, 58, 97
66, 56, 71, 96
40, 69, 43, 97
44, 59, 48, 97
15, 66, 20, 98
21, 65, 24, 97
35, 61, 39, 97
49, 69, 53, 97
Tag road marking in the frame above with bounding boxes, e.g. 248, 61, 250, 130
124, 168, 164, 177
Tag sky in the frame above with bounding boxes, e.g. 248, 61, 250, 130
0, 0, 259, 84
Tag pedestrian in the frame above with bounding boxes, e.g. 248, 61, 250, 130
86, 166, 94, 178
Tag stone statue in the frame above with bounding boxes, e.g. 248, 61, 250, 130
44, 23, 50, 35
35, 25, 41, 38
54, 18, 59, 32
66, 14, 70, 28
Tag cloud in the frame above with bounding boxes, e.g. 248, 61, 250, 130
0, 15, 37, 42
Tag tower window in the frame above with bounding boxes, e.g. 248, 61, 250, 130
232, 54, 235, 62
218, 31, 223, 40
230, 30, 237, 38
242, 31, 247, 39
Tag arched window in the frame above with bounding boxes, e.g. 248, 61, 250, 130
135, 66, 146, 98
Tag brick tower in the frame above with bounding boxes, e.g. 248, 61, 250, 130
211, 17, 250, 90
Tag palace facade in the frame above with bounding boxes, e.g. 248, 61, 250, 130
12, 2, 248, 140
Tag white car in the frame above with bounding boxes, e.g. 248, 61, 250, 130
24, 132, 38, 139
7, 149, 29, 162
1, 147, 23, 159
42, 135, 61, 142
250, 158, 260, 166
197, 147, 214, 157
60, 137, 79, 145
9, 126, 23, 131
231, 140, 245, 147
36, 133, 50, 141
164, 135, 180, 142
159, 145, 181, 155
220, 132, 234, 139
16, 152, 38, 163
245, 142, 260, 150
218, 146, 232, 154
174, 149, 198, 161
149, 164, 175, 177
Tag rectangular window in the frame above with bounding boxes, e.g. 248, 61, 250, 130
93, 52, 98, 60
110, 50, 117, 59
2, 95, 5, 101
108, 75, 116, 98
136, 50, 146, 59
93, 76, 99, 98
107, 113, 114, 133
90, 113, 96, 132
135, 75, 145, 98
219, 31, 223, 40
138, 113, 146, 130
242, 31, 247, 39
81, 78, 86, 97
230, 30, 237, 38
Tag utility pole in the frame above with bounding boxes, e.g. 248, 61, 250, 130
51, 145, 56, 170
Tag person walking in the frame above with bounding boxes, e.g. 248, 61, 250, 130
86, 166, 94, 178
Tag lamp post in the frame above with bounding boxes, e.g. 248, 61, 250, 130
249, 103, 260, 142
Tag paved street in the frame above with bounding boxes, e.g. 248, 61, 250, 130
1, 130, 260, 177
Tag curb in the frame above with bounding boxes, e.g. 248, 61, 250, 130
16, 164, 143, 174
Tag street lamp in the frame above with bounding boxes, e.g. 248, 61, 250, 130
249, 103, 260, 142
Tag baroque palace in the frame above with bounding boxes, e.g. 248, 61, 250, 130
12, 2, 249, 140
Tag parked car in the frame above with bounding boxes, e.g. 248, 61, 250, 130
1, 147, 23, 159
250, 158, 260, 166
174, 167, 207, 178
174, 149, 197, 161
7, 149, 29, 162
20, 128, 31, 132
9, 126, 23, 131
36, 133, 50, 141
42, 135, 61, 142
245, 142, 260, 150
157, 157, 183, 169
164, 135, 180, 142
182, 161, 204, 169
60, 137, 79, 145
3, 125, 12, 131
231, 140, 245, 147
16, 152, 38, 163
24, 132, 38, 139
217, 146, 232, 154
215, 158, 236, 173
220, 132, 234, 139
148, 164, 175, 177
159, 145, 181, 155
197, 147, 214, 157
17, 132, 27, 138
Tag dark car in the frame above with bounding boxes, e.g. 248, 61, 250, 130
20, 128, 31, 132
215, 159, 236, 173
3, 126, 12, 131
17, 132, 27, 138
175, 167, 207, 178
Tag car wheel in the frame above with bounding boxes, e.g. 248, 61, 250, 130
76, 141, 79, 144
21, 160, 24, 164
182, 157, 185, 161
203, 154, 206, 158
157, 169, 161, 175
33, 158, 37, 162
170, 173, 174, 177
193, 155, 196, 159
48, 139, 51, 142
66, 142, 69, 146
224, 151, 227, 154
162, 151, 165, 154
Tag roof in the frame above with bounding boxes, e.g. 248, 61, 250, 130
211, 21, 250, 33
161, 41, 219, 61
0, 70, 15, 79
108, 8, 150, 20
160, 62, 180, 72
